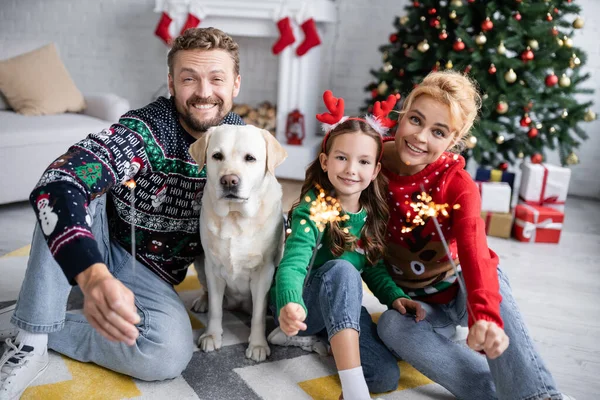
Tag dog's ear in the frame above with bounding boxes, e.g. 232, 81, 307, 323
189, 128, 215, 169
261, 129, 287, 175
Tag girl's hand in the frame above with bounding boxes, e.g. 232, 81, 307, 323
392, 298, 426, 322
279, 303, 307, 336
467, 320, 509, 359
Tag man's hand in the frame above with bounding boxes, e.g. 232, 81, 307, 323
279, 303, 307, 337
392, 297, 426, 322
467, 320, 509, 359
75, 263, 141, 346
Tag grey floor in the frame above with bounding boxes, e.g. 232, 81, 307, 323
1, 195, 600, 399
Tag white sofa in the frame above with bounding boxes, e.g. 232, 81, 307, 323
0, 93, 130, 204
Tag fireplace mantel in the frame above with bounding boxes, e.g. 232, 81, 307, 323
156, 0, 337, 180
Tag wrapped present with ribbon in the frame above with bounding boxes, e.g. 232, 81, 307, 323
476, 181, 511, 213
513, 203, 564, 243
475, 167, 516, 192
481, 210, 513, 239
519, 163, 571, 211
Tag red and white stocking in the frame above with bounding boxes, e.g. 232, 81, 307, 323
272, 17, 296, 55
296, 18, 321, 56
154, 11, 173, 46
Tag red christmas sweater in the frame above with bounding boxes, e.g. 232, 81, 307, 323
381, 138, 503, 329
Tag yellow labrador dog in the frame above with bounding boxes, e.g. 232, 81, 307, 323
189, 124, 287, 362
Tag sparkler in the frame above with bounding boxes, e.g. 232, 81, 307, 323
124, 179, 137, 273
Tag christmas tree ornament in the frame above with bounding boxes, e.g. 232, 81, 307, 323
475, 32, 487, 46
551, 26, 559, 36
371, 89, 379, 99
569, 54, 581, 68
531, 153, 543, 164
504, 68, 517, 83
450, 0, 463, 6
488, 63, 497, 74
559, 74, 571, 87
498, 162, 509, 171
496, 135, 505, 144
272, 17, 296, 55
466, 135, 477, 148
467, 0, 475, 3
481, 17, 494, 31
521, 47, 534, 62
528, 39, 539, 50
446, 60, 454, 69
378, 81, 388, 94
417, 40, 430, 52
546, 13, 553, 22
549, 126, 556, 133
566, 152, 579, 165
432, 61, 440, 72
428, 8, 437, 15
400, 15, 409, 25
514, 12, 522, 21
439, 29, 448, 40
496, 101, 509, 114
518, 152, 524, 159
497, 41, 506, 55
527, 127, 539, 138
464, 65, 472, 74
429, 18, 441, 28
545, 73, 558, 87
482, 94, 489, 100
420, 16, 426, 22
382, 51, 389, 61
413, 1, 420, 7
584, 109, 597, 122
536, 123, 543, 129
383, 62, 393, 72
453, 38, 465, 51
389, 33, 398, 43
573, 16, 584, 29
398, 68, 405, 77
520, 114, 532, 127
449, 10, 457, 19
557, 37, 564, 46
564, 36, 573, 48
561, 109, 569, 118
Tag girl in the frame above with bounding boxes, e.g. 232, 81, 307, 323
376, 70, 570, 400
268, 91, 423, 400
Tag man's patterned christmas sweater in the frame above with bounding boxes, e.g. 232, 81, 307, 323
29, 96, 244, 285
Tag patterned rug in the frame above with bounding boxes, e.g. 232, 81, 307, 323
1, 246, 453, 400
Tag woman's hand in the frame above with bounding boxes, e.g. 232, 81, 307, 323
467, 320, 509, 359
279, 303, 307, 336
392, 297, 426, 322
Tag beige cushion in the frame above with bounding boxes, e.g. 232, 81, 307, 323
0, 43, 85, 116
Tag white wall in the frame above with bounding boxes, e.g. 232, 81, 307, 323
0, 0, 598, 197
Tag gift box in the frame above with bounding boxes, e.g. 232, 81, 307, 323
519, 163, 571, 211
481, 210, 513, 239
476, 181, 511, 213
513, 203, 564, 243
475, 167, 516, 193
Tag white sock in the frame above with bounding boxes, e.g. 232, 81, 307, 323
15, 329, 47, 354
339, 366, 370, 400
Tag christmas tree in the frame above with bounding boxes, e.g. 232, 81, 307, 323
364, 0, 595, 167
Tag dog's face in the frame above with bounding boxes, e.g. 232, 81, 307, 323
189, 124, 287, 204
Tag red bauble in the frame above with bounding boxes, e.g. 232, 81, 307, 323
428, 8, 437, 15
528, 128, 539, 138
367, 105, 374, 113
498, 162, 509, 171
467, 0, 475, 3
488, 64, 497, 74
464, 65, 472, 74
546, 13, 553, 21
531, 153, 543, 164
521, 49, 534, 62
413, 1, 420, 6
453, 39, 465, 51
545, 74, 558, 87
481, 18, 494, 31
551, 26, 559, 36
520, 115, 532, 127
389, 34, 398, 43
554, 8, 559, 14
398, 69, 405, 77
439, 30, 448, 40
429, 18, 440, 28
371, 89, 379, 99
514, 12, 522, 21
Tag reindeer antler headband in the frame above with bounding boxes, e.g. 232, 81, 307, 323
316, 90, 400, 161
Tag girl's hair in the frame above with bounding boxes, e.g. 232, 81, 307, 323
288, 119, 389, 266
398, 70, 482, 152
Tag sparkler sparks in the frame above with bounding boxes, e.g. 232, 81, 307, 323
307, 184, 348, 231
402, 191, 460, 233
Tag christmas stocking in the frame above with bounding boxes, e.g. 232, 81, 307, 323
154, 11, 173, 45
180, 13, 201, 35
296, 18, 321, 56
272, 17, 296, 55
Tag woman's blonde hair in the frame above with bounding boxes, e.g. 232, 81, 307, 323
398, 70, 482, 152
289, 119, 389, 266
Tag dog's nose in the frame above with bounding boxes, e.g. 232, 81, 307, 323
220, 174, 240, 188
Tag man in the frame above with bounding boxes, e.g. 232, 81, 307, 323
0, 27, 243, 399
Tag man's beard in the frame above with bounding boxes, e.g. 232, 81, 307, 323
176, 94, 229, 133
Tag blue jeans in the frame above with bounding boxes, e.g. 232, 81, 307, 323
377, 268, 561, 400
10, 195, 194, 381
274, 259, 399, 393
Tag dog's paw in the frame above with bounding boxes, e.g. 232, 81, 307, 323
198, 332, 222, 352
246, 341, 271, 362
191, 295, 208, 313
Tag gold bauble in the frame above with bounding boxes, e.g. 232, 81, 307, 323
420, 16, 426, 22
528, 39, 539, 50
378, 81, 388, 95
536, 122, 543, 129
517, 152, 524, 159
561, 109, 569, 118
451, 0, 463, 7
446, 60, 454, 69
449, 10, 457, 19
497, 101, 509, 114
584, 109, 597, 122
569, 54, 581, 68
564, 36, 573, 48
566, 152, 580, 165
549, 126, 556, 133
504, 68, 517, 83
417, 40, 430, 52
557, 38, 564, 47
475, 32, 487, 46
559, 74, 571, 87
382, 51, 389, 61
383, 62, 393, 72
400, 15, 409, 25
466, 136, 477, 149
496, 135, 505, 144
497, 41, 506, 55
573, 16, 584, 29
482, 93, 489, 100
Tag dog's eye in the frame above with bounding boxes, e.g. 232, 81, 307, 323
212, 152, 224, 161
245, 154, 256, 162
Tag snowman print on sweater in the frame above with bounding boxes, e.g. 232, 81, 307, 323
36, 193, 58, 236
